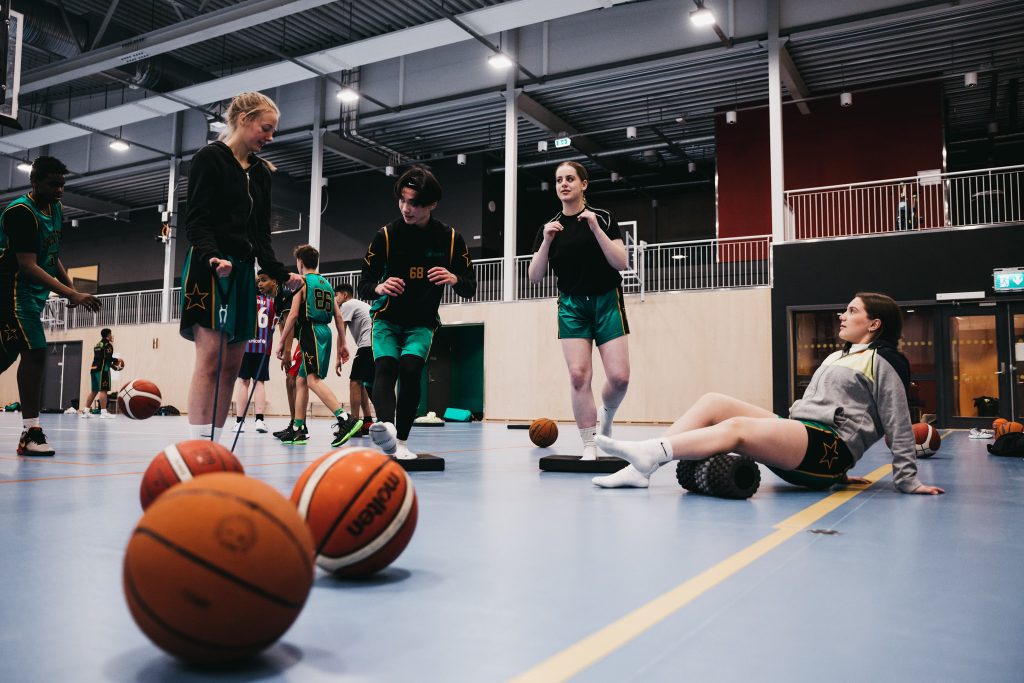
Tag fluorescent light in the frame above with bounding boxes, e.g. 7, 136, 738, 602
209, 119, 227, 131
840, 91, 853, 107
689, 8, 716, 26
109, 139, 130, 152
16, 162, 32, 173
488, 53, 514, 69
336, 88, 360, 103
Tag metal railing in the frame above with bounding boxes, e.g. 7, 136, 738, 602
785, 164, 1024, 240
42, 235, 772, 331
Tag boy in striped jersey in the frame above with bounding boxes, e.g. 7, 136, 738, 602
278, 244, 362, 447
231, 272, 277, 434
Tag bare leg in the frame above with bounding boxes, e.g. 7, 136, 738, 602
349, 380, 363, 419
663, 392, 777, 436
306, 374, 341, 414
294, 376, 309, 422
561, 338, 596, 428
360, 387, 373, 419
187, 326, 246, 427
253, 381, 266, 414
595, 336, 630, 436
232, 378, 250, 418
285, 375, 296, 420
82, 390, 97, 411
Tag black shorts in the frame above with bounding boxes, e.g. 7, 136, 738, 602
768, 422, 854, 490
349, 346, 375, 386
237, 352, 270, 381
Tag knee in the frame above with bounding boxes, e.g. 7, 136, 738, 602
606, 370, 629, 394
567, 366, 591, 391
720, 416, 753, 449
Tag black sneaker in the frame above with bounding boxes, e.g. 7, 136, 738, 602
18, 427, 55, 456
282, 426, 308, 445
332, 414, 364, 448
273, 423, 294, 440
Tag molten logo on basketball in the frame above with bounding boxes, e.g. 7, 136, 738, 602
215, 514, 258, 552
346, 472, 402, 537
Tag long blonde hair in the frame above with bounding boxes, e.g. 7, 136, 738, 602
219, 91, 279, 171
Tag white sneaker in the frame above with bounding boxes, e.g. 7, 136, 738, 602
79, 410, 91, 419
64, 407, 78, 414
370, 421, 397, 455
100, 410, 115, 419
254, 418, 268, 434
394, 441, 418, 460
231, 421, 244, 433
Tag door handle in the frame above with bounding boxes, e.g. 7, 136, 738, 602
995, 361, 1005, 375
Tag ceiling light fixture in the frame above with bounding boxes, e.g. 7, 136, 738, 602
840, 91, 853, 107
16, 161, 32, 173
964, 71, 978, 88
109, 139, 130, 152
336, 88, 360, 103
488, 53, 514, 69
725, 110, 737, 124
689, 7, 716, 27
688, 161, 697, 173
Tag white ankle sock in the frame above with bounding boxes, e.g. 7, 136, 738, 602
394, 439, 417, 460
579, 425, 597, 460
594, 435, 672, 475
593, 465, 652, 488
189, 423, 211, 440
23, 418, 40, 430
598, 405, 618, 437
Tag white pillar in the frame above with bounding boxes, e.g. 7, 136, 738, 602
160, 156, 178, 322
502, 58, 518, 302
767, 0, 786, 243
308, 77, 325, 250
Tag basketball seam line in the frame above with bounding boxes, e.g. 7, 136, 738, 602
161, 488, 313, 575
313, 459, 395, 557
124, 568, 283, 653
133, 527, 308, 610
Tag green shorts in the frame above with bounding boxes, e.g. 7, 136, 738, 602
557, 287, 629, 347
90, 369, 111, 392
768, 419, 854, 490
178, 247, 257, 344
0, 305, 46, 373
298, 323, 332, 379
371, 319, 434, 361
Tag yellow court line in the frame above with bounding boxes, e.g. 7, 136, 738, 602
509, 463, 892, 683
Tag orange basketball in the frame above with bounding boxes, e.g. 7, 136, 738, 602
140, 440, 245, 510
291, 447, 418, 578
123, 473, 314, 663
995, 421, 1024, 438
992, 417, 1008, 431
911, 422, 941, 458
529, 418, 558, 448
118, 379, 162, 419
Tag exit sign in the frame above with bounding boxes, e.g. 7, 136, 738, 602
554, 137, 572, 149
994, 267, 1024, 292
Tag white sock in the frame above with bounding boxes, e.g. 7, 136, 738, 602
23, 418, 40, 430
579, 425, 597, 461
394, 439, 417, 460
595, 435, 672, 475
593, 465, 652, 489
598, 405, 618, 438
189, 423, 211, 440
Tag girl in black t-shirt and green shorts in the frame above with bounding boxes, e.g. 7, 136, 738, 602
528, 162, 630, 460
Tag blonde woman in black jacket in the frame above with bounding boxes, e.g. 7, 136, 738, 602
179, 91, 302, 443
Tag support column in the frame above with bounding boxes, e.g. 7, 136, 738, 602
308, 77, 325, 249
502, 43, 518, 302
160, 111, 182, 323
767, 0, 786, 243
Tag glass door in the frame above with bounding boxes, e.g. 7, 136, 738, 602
942, 308, 1012, 427
1010, 305, 1024, 422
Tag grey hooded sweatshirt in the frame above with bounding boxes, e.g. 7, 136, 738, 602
789, 343, 923, 492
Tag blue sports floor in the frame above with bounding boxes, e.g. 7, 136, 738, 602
1, 414, 1022, 682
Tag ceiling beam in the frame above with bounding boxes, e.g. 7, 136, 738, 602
22, 0, 343, 94
516, 92, 602, 155
3, 0, 631, 154
779, 43, 812, 115
322, 131, 388, 169
59, 191, 130, 216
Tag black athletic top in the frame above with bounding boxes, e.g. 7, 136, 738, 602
532, 205, 622, 295
184, 141, 289, 284
90, 339, 113, 373
358, 217, 477, 328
